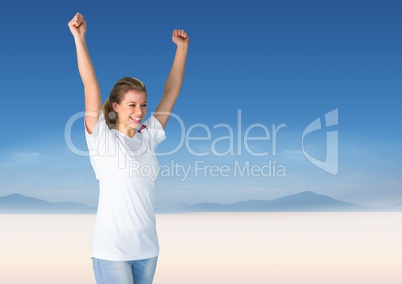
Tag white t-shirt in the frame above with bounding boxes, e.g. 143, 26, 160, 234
85, 113, 166, 261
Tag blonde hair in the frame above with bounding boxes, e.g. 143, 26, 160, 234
103, 77, 147, 129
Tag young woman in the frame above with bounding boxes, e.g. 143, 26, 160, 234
68, 12, 189, 284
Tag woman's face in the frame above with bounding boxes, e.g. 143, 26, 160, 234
113, 90, 147, 130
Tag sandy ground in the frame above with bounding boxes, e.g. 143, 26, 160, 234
1, 212, 401, 284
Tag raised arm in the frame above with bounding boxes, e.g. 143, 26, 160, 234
154, 29, 189, 128
68, 12, 101, 134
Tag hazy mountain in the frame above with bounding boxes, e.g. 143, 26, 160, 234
1, 191, 401, 214
386, 201, 402, 212
157, 191, 386, 213
0, 193, 97, 214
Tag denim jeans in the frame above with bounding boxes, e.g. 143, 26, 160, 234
92, 257, 158, 284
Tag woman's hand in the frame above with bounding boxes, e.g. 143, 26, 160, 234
68, 12, 87, 39
172, 29, 189, 47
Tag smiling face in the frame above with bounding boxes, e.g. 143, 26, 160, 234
113, 89, 147, 133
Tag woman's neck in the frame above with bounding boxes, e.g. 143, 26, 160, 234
115, 123, 135, 138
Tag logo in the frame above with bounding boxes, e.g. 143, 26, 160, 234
302, 109, 339, 175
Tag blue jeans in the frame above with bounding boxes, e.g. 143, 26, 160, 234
92, 257, 158, 284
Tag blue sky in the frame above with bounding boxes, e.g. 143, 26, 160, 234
0, 0, 401, 207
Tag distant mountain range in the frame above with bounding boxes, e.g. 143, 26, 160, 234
0, 191, 401, 214
158, 191, 402, 213
0, 193, 97, 214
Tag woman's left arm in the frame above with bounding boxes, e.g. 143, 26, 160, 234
154, 29, 189, 128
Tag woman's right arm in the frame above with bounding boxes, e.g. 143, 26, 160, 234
68, 12, 101, 134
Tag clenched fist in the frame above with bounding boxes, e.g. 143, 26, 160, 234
68, 12, 87, 39
172, 29, 189, 47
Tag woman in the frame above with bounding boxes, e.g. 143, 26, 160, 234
68, 12, 189, 284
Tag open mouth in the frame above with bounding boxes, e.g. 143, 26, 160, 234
130, 116, 142, 123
